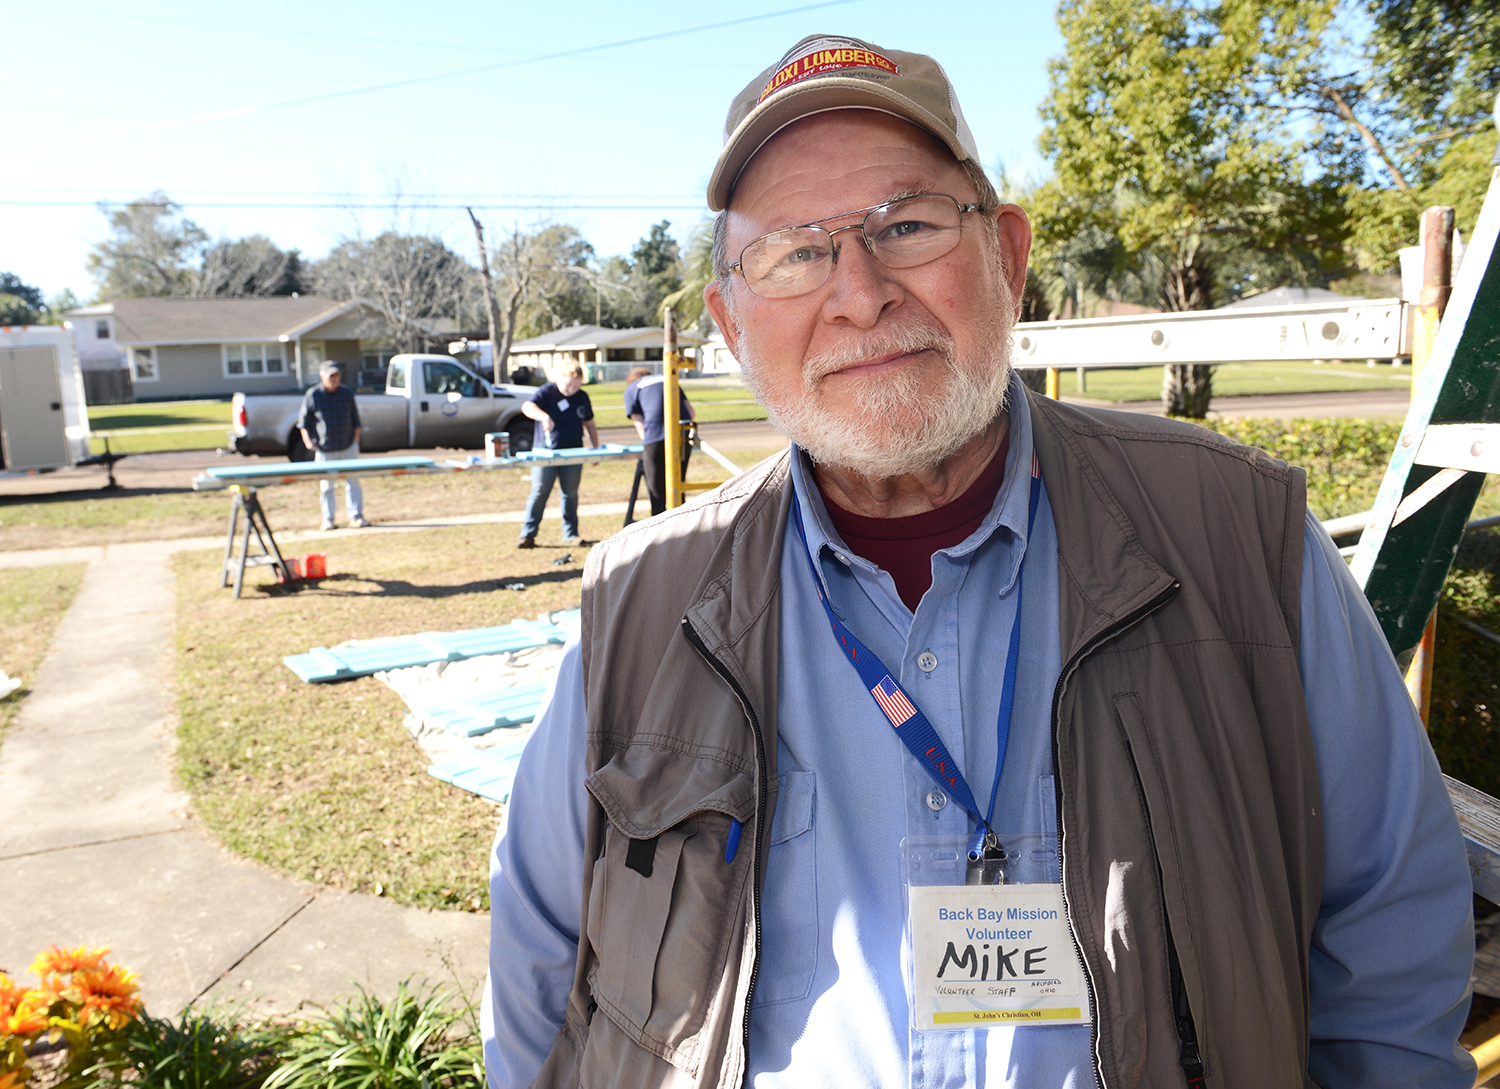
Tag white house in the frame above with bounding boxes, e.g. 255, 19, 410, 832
64, 302, 126, 371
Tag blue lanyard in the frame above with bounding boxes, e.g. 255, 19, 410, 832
792, 452, 1042, 861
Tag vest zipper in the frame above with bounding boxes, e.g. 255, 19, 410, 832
680, 616, 768, 1089
1049, 579, 1180, 1089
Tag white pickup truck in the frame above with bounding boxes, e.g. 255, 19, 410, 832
228, 353, 537, 460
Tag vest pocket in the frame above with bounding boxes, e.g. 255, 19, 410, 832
752, 771, 817, 1006
583, 755, 756, 1072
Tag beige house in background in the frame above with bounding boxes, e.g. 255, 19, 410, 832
500, 324, 708, 383
66, 296, 453, 401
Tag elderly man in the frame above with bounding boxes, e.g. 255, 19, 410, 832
298, 359, 368, 530
483, 35, 1475, 1089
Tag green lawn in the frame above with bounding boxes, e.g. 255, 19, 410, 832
586, 376, 767, 429
0, 565, 87, 742
87, 400, 232, 429
86, 400, 233, 455
1048, 361, 1412, 403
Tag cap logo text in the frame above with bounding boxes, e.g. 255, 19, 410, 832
758, 41, 898, 104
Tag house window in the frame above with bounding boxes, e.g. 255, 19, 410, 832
95, 319, 109, 339
223, 343, 285, 377
130, 347, 158, 382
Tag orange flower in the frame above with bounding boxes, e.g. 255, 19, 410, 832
0, 1069, 28, 1089
0, 994, 47, 1037
71, 964, 141, 1032
0, 978, 18, 1025
28, 945, 110, 979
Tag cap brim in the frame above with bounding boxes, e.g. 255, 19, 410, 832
707, 78, 970, 212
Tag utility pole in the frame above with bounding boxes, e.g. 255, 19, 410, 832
466, 208, 507, 384
1402, 205, 1457, 725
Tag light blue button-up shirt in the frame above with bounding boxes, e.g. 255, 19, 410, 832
483, 382, 1475, 1088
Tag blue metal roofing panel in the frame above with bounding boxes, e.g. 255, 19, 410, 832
410, 681, 550, 737
206, 456, 435, 482
283, 609, 581, 682
427, 735, 531, 802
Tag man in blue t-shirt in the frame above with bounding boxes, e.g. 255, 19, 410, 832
623, 365, 696, 517
517, 360, 599, 548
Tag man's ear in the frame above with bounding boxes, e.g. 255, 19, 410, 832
993, 204, 1033, 318
704, 280, 741, 357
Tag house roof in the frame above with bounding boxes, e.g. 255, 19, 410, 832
508, 324, 708, 352
66, 296, 450, 346
1219, 286, 1365, 309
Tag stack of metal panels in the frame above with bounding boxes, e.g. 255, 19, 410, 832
408, 681, 551, 737
283, 611, 579, 683
427, 736, 532, 803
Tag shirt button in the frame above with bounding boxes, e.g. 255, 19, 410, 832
926, 790, 947, 811
917, 652, 938, 673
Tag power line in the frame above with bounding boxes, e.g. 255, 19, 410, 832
0, 0, 532, 56
134, 0, 857, 130
0, 200, 707, 211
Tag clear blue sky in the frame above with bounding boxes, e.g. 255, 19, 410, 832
0, 0, 1064, 302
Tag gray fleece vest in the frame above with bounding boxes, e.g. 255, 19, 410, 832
535, 390, 1320, 1089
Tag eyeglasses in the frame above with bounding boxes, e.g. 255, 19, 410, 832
729, 193, 982, 299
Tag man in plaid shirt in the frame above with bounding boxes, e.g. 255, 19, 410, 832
298, 359, 369, 530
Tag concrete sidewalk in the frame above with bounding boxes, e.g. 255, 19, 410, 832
0, 539, 490, 1017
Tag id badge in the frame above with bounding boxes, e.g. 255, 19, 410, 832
903, 834, 1090, 1030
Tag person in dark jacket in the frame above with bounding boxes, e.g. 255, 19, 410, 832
297, 360, 368, 530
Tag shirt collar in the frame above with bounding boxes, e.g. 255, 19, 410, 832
789, 371, 1038, 592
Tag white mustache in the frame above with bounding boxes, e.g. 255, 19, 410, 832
800, 323, 955, 385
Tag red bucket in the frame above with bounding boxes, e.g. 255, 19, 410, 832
303, 553, 327, 579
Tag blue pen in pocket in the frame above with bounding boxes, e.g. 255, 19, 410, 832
725, 817, 743, 864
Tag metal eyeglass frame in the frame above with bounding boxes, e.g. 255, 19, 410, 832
728, 192, 983, 299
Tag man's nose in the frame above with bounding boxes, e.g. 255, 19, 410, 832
823, 229, 903, 327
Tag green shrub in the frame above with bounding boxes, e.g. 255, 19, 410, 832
261, 982, 482, 1089
1430, 527, 1500, 796
80, 1007, 285, 1089
1201, 418, 1402, 520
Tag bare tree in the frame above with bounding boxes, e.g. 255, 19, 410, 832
311, 232, 475, 354
466, 209, 508, 382
192, 235, 303, 296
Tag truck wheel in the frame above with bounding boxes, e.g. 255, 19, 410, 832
507, 419, 534, 454
287, 430, 315, 462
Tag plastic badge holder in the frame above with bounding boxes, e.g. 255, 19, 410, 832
903, 832, 1088, 1031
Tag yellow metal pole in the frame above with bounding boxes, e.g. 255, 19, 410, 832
1045, 367, 1060, 399
663, 308, 683, 509
1401, 206, 1455, 725
1471, 1027, 1500, 1086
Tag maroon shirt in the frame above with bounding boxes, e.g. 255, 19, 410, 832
816, 436, 1010, 612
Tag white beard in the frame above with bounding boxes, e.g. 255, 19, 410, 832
736, 307, 1014, 482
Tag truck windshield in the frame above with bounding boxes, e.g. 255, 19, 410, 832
424, 361, 480, 397
388, 360, 407, 389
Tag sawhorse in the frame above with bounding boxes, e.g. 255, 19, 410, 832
220, 485, 291, 598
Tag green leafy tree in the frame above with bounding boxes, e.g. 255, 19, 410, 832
1336, 1, 1500, 270
41, 287, 82, 325
0, 272, 45, 324
1034, 0, 1355, 415
87, 192, 207, 298
659, 219, 715, 334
